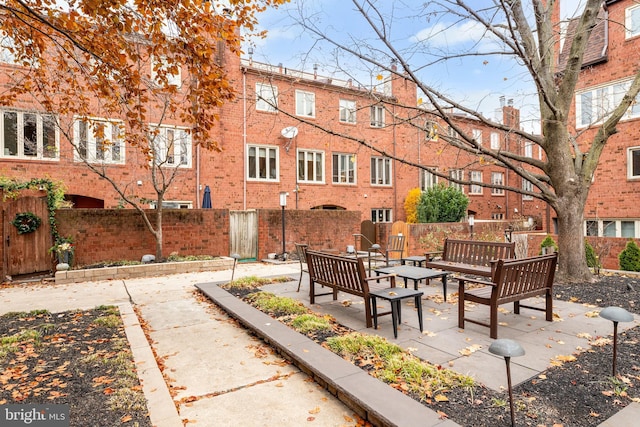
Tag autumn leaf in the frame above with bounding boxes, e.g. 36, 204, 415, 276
121, 414, 132, 422
437, 410, 449, 419
308, 406, 321, 414
459, 344, 482, 356
435, 394, 449, 402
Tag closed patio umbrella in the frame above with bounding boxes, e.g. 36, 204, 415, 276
202, 185, 212, 208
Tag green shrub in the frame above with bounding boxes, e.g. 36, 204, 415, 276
417, 183, 469, 223
539, 235, 558, 255
619, 240, 640, 272
585, 240, 599, 268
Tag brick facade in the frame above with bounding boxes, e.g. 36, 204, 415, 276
558, 0, 640, 238
0, 36, 547, 228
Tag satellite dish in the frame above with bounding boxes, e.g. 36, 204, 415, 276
281, 126, 299, 139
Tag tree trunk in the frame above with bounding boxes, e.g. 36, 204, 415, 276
155, 206, 163, 260
555, 198, 593, 283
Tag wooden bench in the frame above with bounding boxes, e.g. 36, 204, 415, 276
458, 253, 558, 338
425, 238, 516, 277
306, 250, 397, 328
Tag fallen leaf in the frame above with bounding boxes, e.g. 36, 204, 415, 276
435, 394, 449, 402
437, 410, 449, 419
308, 407, 320, 414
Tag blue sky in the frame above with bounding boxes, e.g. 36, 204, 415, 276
244, 0, 586, 134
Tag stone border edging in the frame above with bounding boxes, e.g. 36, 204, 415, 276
55, 257, 235, 284
196, 282, 459, 427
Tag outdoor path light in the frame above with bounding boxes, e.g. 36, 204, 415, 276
279, 192, 288, 260
489, 339, 525, 427
230, 253, 240, 282
599, 306, 634, 376
369, 244, 381, 275
468, 214, 475, 239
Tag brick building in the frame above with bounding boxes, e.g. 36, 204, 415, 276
556, 0, 640, 239
0, 22, 544, 226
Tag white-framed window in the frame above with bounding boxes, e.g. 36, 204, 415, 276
2, 110, 58, 160
490, 132, 500, 150
74, 117, 124, 164
372, 208, 392, 223
151, 56, 182, 88
425, 121, 439, 141
370, 105, 385, 128
0, 35, 17, 65
628, 147, 640, 179
371, 156, 392, 186
149, 200, 192, 209
491, 172, 505, 195
449, 169, 464, 192
524, 141, 533, 158
420, 168, 438, 191
622, 221, 636, 238
584, 219, 638, 238
522, 179, 534, 200
295, 90, 315, 118
469, 170, 482, 194
626, 4, 640, 39
339, 99, 356, 123
298, 149, 324, 183
247, 144, 278, 181
576, 80, 640, 128
472, 129, 482, 145
150, 125, 191, 167
332, 153, 356, 184
256, 83, 278, 112
448, 125, 459, 139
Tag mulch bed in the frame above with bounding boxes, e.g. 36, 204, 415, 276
0, 307, 151, 427
421, 273, 640, 426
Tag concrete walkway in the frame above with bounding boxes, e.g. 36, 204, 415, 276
1, 261, 639, 426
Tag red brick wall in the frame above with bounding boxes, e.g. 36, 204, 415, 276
256, 209, 361, 259
54, 208, 361, 266
55, 209, 230, 266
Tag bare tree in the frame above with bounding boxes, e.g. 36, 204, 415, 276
271, 0, 640, 282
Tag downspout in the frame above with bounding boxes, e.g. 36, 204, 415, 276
196, 145, 200, 208
393, 104, 397, 220
242, 67, 247, 210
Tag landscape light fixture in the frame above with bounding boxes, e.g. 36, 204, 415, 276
489, 339, 525, 427
230, 253, 240, 282
599, 306, 634, 376
368, 244, 381, 275
279, 192, 288, 259
468, 214, 475, 239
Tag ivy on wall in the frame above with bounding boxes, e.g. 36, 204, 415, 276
0, 177, 66, 244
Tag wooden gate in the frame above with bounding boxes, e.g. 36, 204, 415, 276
229, 210, 258, 261
358, 220, 377, 250
3, 196, 52, 277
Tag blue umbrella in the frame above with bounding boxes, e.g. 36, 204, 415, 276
202, 185, 212, 208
